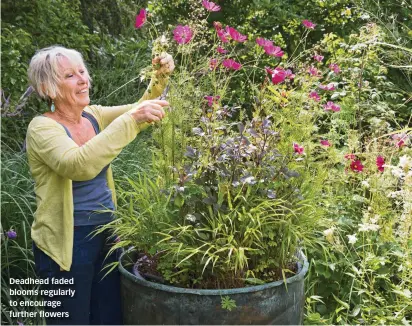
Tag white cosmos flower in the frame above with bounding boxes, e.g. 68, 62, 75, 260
346, 234, 358, 244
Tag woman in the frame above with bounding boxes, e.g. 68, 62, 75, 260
25, 45, 174, 325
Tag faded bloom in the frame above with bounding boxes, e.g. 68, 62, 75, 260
222, 59, 242, 70
344, 153, 356, 160
313, 54, 324, 62
323, 101, 341, 112
350, 160, 364, 172
302, 20, 316, 29
202, 0, 221, 11
209, 58, 219, 70
293, 143, 304, 155
6, 229, 17, 239
329, 63, 341, 74
347, 234, 358, 244
135, 9, 147, 29
216, 46, 228, 54
320, 139, 331, 147
173, 25, 193, 44
309, 91, 321, 101
225, 26, 247, 42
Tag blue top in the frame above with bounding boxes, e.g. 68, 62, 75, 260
58, 111, 115, 226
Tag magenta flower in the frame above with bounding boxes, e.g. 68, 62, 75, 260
376, 156, 385, 172
135, 9, 147, 29
313, 54, 324, 62
222, 59, 242, 70
217, 46, 228, 54
308, 66, 320, 77
256, 37, 273, 47
6, 229, 17, 239
323, 101, 341, 112
202, 0, 221, 11
302, 20, 316, 29
329, 63, 341, 74
264, 45, 284, 57
318, 83, 336, 91
293, 143, 304, 155
270, 67, 287, 84
173, 25, 193, 44
285, 69, 295, 80
209, 58, 219, 70
350, 160, 364, 173
225, 26, 247, 42
309, 91, 321, 101
204, 95, 221, 107
320, 139, 331, 147
216, 28, 229, 43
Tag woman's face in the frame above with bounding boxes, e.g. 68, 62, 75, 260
55, 56, 90, 110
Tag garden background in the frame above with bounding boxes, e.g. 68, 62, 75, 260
1, 0, 411, 325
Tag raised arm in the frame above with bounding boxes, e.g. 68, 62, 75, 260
26, 100, 168, 181
97, 53, 174, 128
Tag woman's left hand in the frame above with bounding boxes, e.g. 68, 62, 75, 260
152, 52, 175, 76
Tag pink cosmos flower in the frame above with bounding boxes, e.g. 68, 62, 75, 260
376, 156, 385, 172
222, 58, 242, 70
392, 133, 408, 148
264, 45, 284, 57
202, 0, 221, 12
216, 28, 229, 43
173, 25, 193, 44
350, 160, 364, 172
285, 69, 295, 79
135, 9, 147, 29
270, 67, 287, 84
320, 139, 331, 147
309, 91, 321, 101
323, 101, 341, 112
225, 26, 247, 42
344, 153, 356, 160
293, 143, 304, 155
302, 20, 316, 29
209, 58, 219, 70
313, 54, 324, 62
308, 66, 320, 77
217, 46, 228, 54
329, 63, 341, 74
204, 95, 221, 107
256, 37, 273, 47
319, 83, 336, 91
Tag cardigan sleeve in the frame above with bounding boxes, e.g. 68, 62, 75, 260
26, 111, 145, 181
94, 76, 169, 128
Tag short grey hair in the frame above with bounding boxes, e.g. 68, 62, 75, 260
28, 46, 92, 100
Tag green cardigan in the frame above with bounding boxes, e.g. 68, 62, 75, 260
26, 79, 166, 271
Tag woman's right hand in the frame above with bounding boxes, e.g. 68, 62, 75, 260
129, 100, 169, 123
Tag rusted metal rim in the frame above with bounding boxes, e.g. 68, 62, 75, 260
119, 249, 308, 296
